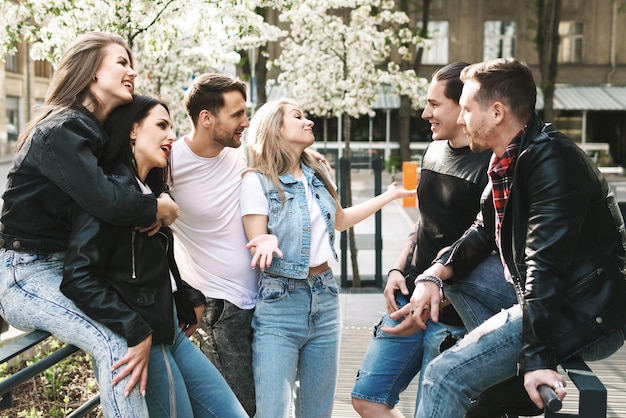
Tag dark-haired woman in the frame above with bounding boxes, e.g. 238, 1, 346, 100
61, 95, 247, 417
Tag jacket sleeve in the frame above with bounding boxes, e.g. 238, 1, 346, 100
61, 206, 153, 347
434, 188, 498, 276
518, 142, 593, 372
41, 115, 156, 228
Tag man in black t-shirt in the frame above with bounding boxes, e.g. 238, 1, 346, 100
351, 62, 516, 418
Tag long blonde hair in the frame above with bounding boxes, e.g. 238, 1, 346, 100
245, 98, 338, 204
17, 32, 133, 151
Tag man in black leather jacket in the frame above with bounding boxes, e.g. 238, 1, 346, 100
387, 58, 626, 418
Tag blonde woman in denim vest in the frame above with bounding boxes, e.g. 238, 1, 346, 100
240, 98, 415, 418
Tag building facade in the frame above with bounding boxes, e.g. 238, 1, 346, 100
3, 0, 626, 164
1, 39, 52, 155
299, 0, 626, 167
415, 0, 626, 166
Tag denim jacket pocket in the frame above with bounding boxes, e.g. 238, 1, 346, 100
267, 189, 296, 216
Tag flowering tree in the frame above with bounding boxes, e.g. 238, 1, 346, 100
0, 0, 285, 127
272, 0, 426, 123
270, 0, 428, 285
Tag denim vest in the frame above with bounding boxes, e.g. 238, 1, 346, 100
255, 163, 338, 279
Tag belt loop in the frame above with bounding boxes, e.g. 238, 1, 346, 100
288, 278, 295, 292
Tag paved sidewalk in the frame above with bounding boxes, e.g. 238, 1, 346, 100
330, 168, 421, 417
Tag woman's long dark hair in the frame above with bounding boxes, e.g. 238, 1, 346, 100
102, 95, 170, 195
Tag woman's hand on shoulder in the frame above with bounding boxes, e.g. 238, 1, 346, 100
137, 193, 179, 236
157, 193, 180, 227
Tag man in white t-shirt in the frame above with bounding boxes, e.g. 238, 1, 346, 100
169, 73, 258, 416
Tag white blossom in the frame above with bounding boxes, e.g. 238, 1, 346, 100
0, 0, 285, 128
271, 0, 427, 120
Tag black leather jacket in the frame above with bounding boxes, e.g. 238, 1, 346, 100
61, 166, 204, 346
436, 115, 626, 372
0, 106, 156, 254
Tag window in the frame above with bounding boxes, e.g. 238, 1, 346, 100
484, 21, 516, 60
6, 96, 20, 142
559, 21, 584, 63
5, 52, 19, 73
419, 21, 449, 65
34, 60, 52, 78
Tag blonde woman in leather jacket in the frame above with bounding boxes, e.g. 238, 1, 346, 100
0, 32, 178, 417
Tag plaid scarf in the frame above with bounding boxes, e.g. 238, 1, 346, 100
488, 128, 525, 250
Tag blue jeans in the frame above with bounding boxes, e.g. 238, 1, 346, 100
196, 297, 255, 416
252, 269, 341, 418
416, 258, 625, 418
0, 249, 148, 417
444, 253, 517, 331
351, 254, 507, 411
146, 326, 248, 418
351, 293, 465, 409
416, 305, 625, 418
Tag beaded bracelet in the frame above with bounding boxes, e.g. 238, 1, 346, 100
414, 273, 444, 289
387, 268, 404, 278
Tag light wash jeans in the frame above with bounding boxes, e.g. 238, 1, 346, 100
146, 326, 248, 418
252, 269, 341, 418
0, 249, 148, 417
197, 297, 255, 416
415, 252, 625, 418
351, 292, 465, 409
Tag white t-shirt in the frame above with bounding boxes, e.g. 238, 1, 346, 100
240, 172, 334, 267
169, 140, 257, 309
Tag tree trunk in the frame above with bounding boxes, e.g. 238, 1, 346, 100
342, 113, 361, 287
397, 0, 430, 163
256, 44, 268, 105
535, 0, 562, 123
398, 97, 412, 163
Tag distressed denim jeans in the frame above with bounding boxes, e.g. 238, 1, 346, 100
352, 292, 465, 409
0, 249, 149, 417
416, 285, 624, 417
196, 297, 255, 416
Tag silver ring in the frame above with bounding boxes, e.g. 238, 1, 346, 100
552, 381, 563, 390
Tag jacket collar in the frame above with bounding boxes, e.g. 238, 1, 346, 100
517, 114, 554, 153
278, 162, 315, 185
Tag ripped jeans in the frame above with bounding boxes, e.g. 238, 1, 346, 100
415, 302, 625, 417
0, 249, 149, 417
416, 305, 524, 417
351, 294, 465, 409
